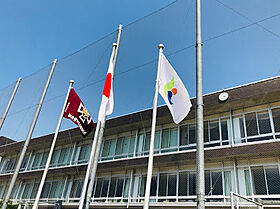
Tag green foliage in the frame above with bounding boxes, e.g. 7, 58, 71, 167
0, 200, 19, 209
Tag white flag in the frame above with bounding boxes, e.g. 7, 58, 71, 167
158, 54, 192, 124
98, 47, 115, 123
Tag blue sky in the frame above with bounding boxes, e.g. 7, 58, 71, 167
1, 0, 280, 141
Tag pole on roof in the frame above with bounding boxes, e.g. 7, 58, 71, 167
32, 80, 74, 209
196, 0, 205, 208
143, 44, 163, 209
2, 59, 57, 209
78, 24, 122, 209
0, 77, 22, 130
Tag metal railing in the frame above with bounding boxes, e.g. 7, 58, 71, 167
231, 192, 263, 209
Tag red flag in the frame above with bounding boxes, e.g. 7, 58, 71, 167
64, 88, 94, 137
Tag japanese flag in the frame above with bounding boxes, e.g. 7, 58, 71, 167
98, 47, 115, 123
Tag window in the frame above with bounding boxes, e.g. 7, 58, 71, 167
108, 177, 117, 197
221, 120, 229, 141
101, 139, 116, 160
0, 184, 6, 199
49, 181, 64, 199
115, 178, 124, 197
205, 170, 223, 196
161, 128, 178, 152
179, 172, 188, 196
115, 136, 134, 159
30, 183, 39, 199
58, 147, 72, 166
101, 179, 109, 197
70, 180, 83, 198
252, 167, 267, 195
272, 108, 280, 133
22, 183, 32, 199
234, 110, 273, 143
265, 167, 280, 194
244, 169, 252, 196
78, 144, 91, 163
158, 173, 177, 197
41, 182, 51, 198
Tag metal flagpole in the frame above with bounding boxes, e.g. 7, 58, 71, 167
84, 25, 122, 209
2, 59, 57, 209
0, 77, 22, 130
32, 80, 74, 209
78, 24, 122, 209
196, 0, 205, 208
143, 44, 164, 209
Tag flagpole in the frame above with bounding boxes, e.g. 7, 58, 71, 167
32, 80, 74, 209
2, 59, 57, 209
85, 25, 122, 209
0, 77, 22, 130
196, 0, 205, 208
79, 24, 122, 209
143, 44, 163, 209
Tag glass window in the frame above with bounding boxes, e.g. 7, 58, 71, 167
252, 167, 267, 195
41, 182, 51, 198
107, 140, 115, 157
136, 134, 144, 155
244, 169, 252, 196
224, 171, 232, 196
102, 140, 110, 157
159, 174, 167, 196
11, 183, 19, 199
150, 176, 157, 196
123, 178, 131, 198
123, 137, 130, 155
258, 111, 272, 134
50, 149, 60, 166
205, 171, 211, 195
144, 133, 150, 152
209, 120, 219, 141
0, 184, 6, 199
49, 181, 64, 198
58, 148, 71, 165
179, 172, 188, 196
40, 152, 48, 167
272, 108, 280, 132
180, 125, 188, 146
128, 136, 135, 154
212, 171, 222, 195
168, 174, 177, 196
189, 125, 196, 144
265, 167, 280, 194
161, 129, 169, 149
101, 179, 109, 197
115, 137, 123, 155
154, 131, 160, 150
204, 121, 209, 142
245, 113, 258, 136
69, 180, 83, 198
108, 177, 117, 197
94, 178, 102, 198
20, 156, 29, 171
30, 183, 39, 199
78, 144, 91, 162
189, 173, 196, 195
170, 128, 178, 147
221, 120, 229, 141
139, 176, 146, 197
115, 178, 124, 197
22, 183, 32, 199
